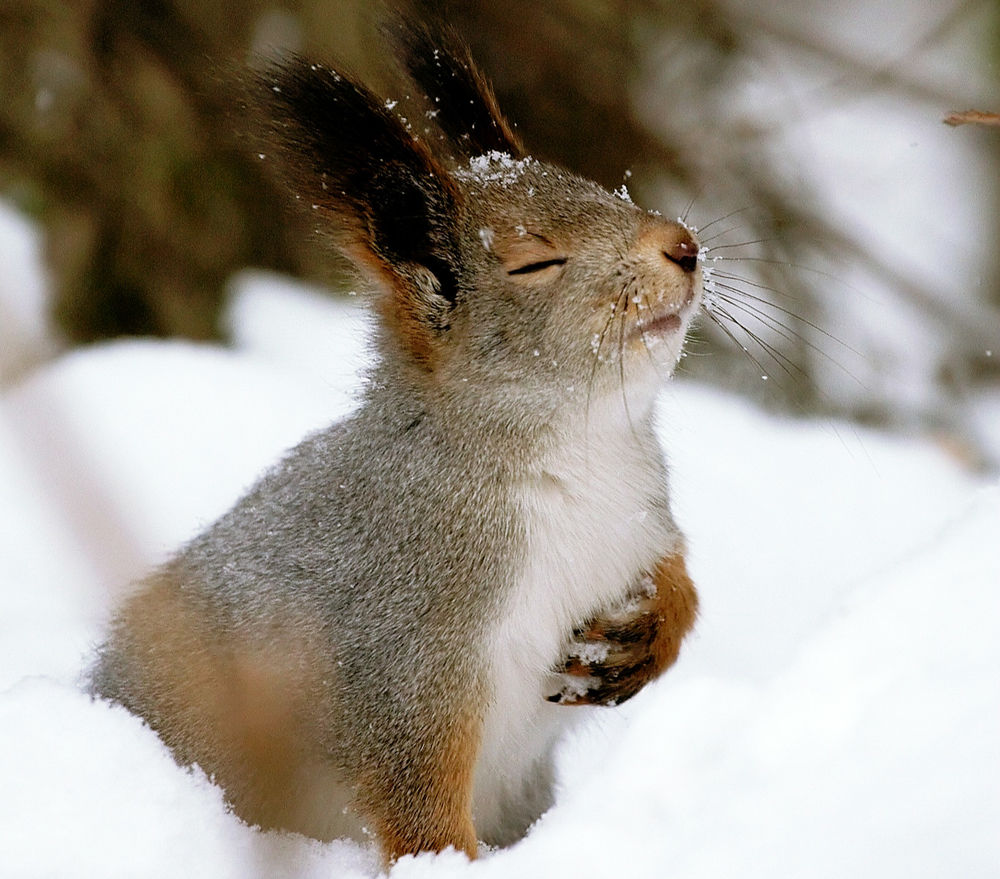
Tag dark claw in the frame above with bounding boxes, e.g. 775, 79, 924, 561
552, 599, 663, 706
601, 615, 657, 646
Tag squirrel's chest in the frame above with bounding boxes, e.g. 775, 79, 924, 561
472, 437, 675, 837
509, 452, 672, 671
486, 435, 674, 713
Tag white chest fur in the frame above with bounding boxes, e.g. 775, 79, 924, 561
472, 415, 677, 842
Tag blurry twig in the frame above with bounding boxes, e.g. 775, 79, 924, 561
943, 109, 1000, 127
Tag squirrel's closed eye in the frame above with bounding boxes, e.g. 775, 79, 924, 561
507, 257, 567, 276
501, 234, 567, 281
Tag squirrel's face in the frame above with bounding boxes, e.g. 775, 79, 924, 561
438, 154, 702, 413
260, 40, 701, 422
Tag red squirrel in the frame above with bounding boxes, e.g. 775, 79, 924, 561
90, 19, 701, 864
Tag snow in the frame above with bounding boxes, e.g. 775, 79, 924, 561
1, 202, 998, 878
459, 151, 536, 187
0, 205, 57, 384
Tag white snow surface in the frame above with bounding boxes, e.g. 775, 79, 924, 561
0, 205, 57, 384
1, 224, 998, 878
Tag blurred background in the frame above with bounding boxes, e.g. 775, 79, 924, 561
2, 7, 998, 871
1, 0, 998, 460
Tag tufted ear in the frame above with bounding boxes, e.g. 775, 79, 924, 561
390, 19, 524, 159
257, 57, 462, 368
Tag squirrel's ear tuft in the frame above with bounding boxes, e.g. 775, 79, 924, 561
256, 58, 461, 368
391, 19, 523, 159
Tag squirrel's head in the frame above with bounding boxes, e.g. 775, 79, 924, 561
258, 21, 701, 424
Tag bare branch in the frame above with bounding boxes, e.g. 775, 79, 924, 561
944, 109, 1000, 127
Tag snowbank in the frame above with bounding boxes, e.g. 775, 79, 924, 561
1, 261, 997, 877
0, 204, 56, 384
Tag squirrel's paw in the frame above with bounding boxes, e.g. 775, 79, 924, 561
547, 585, 661, 707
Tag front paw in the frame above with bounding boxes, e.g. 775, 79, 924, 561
546, 553, 698, 707
547, 590, 661, 707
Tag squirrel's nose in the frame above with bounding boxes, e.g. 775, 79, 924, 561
662, 227, 699, 274
635, 219, 700, 274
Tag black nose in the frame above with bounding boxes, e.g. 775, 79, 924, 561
663, 229, 699, 273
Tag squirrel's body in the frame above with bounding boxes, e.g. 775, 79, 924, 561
91, 21, 700, 862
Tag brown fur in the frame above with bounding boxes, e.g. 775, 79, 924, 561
647, 551, 700, 671
365, 705, 481, 863
106, 572, 347, 839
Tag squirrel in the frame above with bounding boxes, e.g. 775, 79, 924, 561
88, 19, 701, 865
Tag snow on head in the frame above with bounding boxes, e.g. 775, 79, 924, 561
614, 184, 634, 204
459, 150, 536, 188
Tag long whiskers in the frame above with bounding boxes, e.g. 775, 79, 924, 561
585, 278, 631, 443
692, 205, 753, 236
701, 307, 784, 389
639, 291, 671, 381
712, 281, 864, 361
680, 186, 707, 225
698, 232, 869, 405
617, 281, 641, 442
584, 268, 656, 449
709, 298, 811, 384
697, 224, 754, 247
707, 254, 867, 297
703, 237, 776, 252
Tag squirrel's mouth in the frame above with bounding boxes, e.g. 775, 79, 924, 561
634, 311, 682, 339
628, 302, 690, 345
627, 284, 700, 345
